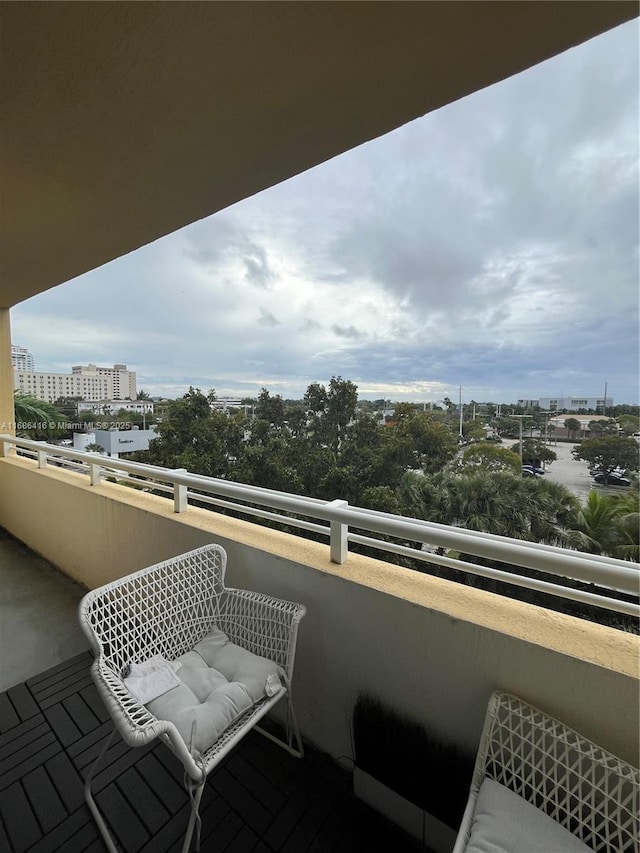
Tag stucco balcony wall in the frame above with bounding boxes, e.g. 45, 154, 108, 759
0, 454, 637, 773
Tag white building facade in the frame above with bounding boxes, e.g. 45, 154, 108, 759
539, 395, 613, 412
518, 395, 613, 412
11, 345, 35, 372
13, 363, 136, 404
77, 399, 153, 416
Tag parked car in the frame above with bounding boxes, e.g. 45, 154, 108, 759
521, 466, 543, 477
522, 464, 545, 476
592, 473, 631, 487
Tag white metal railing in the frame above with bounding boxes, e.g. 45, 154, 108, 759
1, 435, 639, 617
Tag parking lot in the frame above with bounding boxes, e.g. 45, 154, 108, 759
505, 440, 633, 502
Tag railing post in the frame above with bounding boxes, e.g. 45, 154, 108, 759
329, 499, 348, 564
89, 461, 101, 486
174, 469, 188, 513
37, 449, 48, 469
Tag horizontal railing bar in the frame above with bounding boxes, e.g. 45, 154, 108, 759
185, 491, 329, 535
2, 436, 637, 599
348, 533, 640, 617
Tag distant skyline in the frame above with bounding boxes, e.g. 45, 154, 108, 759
12, 20, 639, 405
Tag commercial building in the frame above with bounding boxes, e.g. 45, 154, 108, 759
518, 396, 614, 412
13, 363, 136, 404
76, 399, 153, 416
10, 345, 34, 372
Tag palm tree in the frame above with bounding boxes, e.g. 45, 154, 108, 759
572, 491, 626, 556
13, 393, 66, 438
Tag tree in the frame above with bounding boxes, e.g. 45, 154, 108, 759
145, 387, 243, 478
572, 492, 628, 556
461, 419, 486, 442
616, 415, 640, 436
325, 376, 358, 449
420, 471, 580, 547
13, 393, 66, 439
392, 402, 417, 423
564, 418, 581, 440
572, 436, 639, 484
396, 413, 458, 474
136, 390, 151, 400
588, 419, 618, 436
256, 388, 286, 428
452, 443, 521, 475
85, 443, 105, 454
303, 382, 327, 415
511, 439, 557, 467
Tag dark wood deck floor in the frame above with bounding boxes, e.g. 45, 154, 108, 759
0, 652, 427, 853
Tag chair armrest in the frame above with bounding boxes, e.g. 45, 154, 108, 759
218, 588, 306, 680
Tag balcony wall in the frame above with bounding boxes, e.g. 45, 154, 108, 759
0, 454, 638, 772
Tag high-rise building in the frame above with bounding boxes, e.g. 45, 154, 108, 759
13, 363, 136, 404
11, 345, 35, 372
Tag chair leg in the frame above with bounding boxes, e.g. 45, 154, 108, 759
255, 692, 304, 758
86, 725, 207, 853
181, 779, 206, 853
84, 726, 120, 853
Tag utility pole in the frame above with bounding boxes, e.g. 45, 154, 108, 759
510, 416, 526, 470
458, 385, 463, 440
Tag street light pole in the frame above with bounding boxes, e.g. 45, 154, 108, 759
512, 415, 528, 474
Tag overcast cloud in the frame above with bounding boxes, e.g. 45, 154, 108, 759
12, 20, 639, 404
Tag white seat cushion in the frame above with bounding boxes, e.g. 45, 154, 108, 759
145, 626, 284, 754
464, 778, 591, 853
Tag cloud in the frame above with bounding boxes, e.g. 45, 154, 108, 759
11, 20, 639, 404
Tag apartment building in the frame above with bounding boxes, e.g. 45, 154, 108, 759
10, 345, 35, 372
13, 362, 136, 403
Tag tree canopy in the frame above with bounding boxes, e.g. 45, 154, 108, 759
572, 436, 639, 483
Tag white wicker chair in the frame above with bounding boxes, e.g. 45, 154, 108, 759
79, 544, 306, 853
453, 690, 639, 853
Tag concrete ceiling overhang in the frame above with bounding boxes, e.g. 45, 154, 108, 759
1, 1, 637, 310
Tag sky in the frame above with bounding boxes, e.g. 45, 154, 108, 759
12, 20, 640, 405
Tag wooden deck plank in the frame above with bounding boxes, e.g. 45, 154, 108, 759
223, 824, 259, 853
26, 652, 92, 689
0, 718, 49, 764
212, 765, 273, 836
117, 767, 172, 834
26, 807, 98, 853
226, 751, 287, 815
67, 719, 113, 761
0, 734, 61, 793
0, 692, 20, 733
96, 783, 150, 852
281, 781, 341, 853
44, 751, 86, 814
28, 658, 93, 700
21, 765, 67, 834
0, 780, 42, 852
61, 693, 102, 736
135, 753, 189, 816
43, 703, 83, 747
37, 673, 94, 709
79, 682, 111, 723
6, 682, 40, 721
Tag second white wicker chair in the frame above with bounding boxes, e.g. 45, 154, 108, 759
453, 690, 639, 853
79, 544, 306, 853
